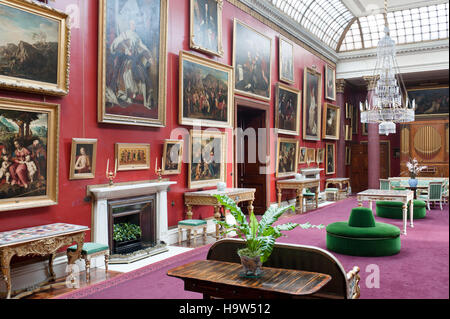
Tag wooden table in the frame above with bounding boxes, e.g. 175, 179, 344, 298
325, 178, 351, 198
184, 188, 256, 238
0, 223, 88, 299
167, 260, 332, 299
276, 179, 320, 213
357, 189, 414, 235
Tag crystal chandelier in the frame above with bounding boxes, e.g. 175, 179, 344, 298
360, 1, 415, 136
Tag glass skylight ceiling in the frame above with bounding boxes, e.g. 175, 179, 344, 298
268, 1, 449, 52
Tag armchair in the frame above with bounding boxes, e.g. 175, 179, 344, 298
418, 182, 444, 210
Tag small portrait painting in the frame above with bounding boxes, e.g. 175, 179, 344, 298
303, 67, 322, 141
115, 143, 150, 171
190, 0, 223, 56
279, 36, 294, 84
407, 86, 449, 118
306, 148, 315, 164
345, 146, 351, 166
233, 19, 272, 101
325, 64, 336, 101
275, 83, 301, 135
316, 148, 324, 164
323, 103, 340, 140
162, 140, 183, 175
299, 147, 307, 164
325, 143, 335, 175
276, 138, 299, 177
70, 139, 97, 180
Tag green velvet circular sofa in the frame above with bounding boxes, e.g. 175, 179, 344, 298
376, 200, 427, 220
326, 207, 401, 257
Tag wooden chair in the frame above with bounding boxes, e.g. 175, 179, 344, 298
207, 238, 361, 299
379, 179, 391, 190
325, 188, 339, 201
178, 219, 207, 245
418, 182, 444, 210
66, 243, 109, 282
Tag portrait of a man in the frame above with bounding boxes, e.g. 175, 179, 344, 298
190, 0, 223, 56
279, 37, 294, 84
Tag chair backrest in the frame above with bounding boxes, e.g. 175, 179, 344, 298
428, 182, 443, 200
207, 238, 350, 299
380, 179, 391, 190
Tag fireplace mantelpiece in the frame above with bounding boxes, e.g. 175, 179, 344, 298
87, 180, 176, 248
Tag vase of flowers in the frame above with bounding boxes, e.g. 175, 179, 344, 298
406, 158, 427, 187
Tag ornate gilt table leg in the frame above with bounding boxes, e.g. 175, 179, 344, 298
48, 253, 56, 282
402, 203, 408, 235
186, 205, 193, 220
315, 187, 319, 209
0, 249, 14, 299
296, 189, 302, 213
277, 187, 282, 207
248, 200, 254, 215
214, 205, 221, 239
298, 188, 304, 214
66, 233, 85, 281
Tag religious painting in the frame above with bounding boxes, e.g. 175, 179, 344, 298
279, 36, 294, 84
325, 64, 336, 101
98, 0, 168, 127
303, 67, 322, 141
179, 51, 233, 128
345, 124, 352, 141
275, 83, 301, 136
233, 19, 272, 101
322, 103, 340, 140
0, 0, 70, 95
190, 0, 223, 57
115, 143, 150, 171
162, 139, 183, 175
299, 147, 306, 164
407, 86, 449, 118
325, 143, 335, 175
345, 146, 351, 166
69, 138, 97, 180
189, 130, 226, 189
316, 148, 324, 164
0, 97, 59, 212
276, 138, 298, 178
306, 148, 315, 164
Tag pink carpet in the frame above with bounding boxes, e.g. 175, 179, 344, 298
57, 197, 449, 299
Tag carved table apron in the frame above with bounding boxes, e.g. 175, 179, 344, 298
276, 179, 320, 213
0, 223, 88, 299
184, 188, 256, 238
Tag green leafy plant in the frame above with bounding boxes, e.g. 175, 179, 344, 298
113, 223, 142, 242
213, 195, 324, 263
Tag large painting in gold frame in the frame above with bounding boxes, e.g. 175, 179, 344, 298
275, 83, 301, 136
303, 67, 322, 141
276, 137, 299, 178
407, 86, 449, 119
322, 103, 340, 140
0, 97, 60, 212
0, 0, 70, 96
98, 0, 168, 127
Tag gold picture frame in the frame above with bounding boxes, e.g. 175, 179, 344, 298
189, 129, 227, 189
299, 147, 307, 164
0, 97, 60, 212
345, 146, 351, 165
0, 0, 70, 96
115, 143, 150, 171
306, 148, 316, 164
233, 18, 272, 101
97, 0, 168, 127
179, 50, 233, 128
69, 138, 97, 180
345, 103, 351, 119
345, 124, 352, 141
276, 137, 299, 178
325, 64, 336, 101
275, 83, 301, 136
162, 139, 183, 175
322, 103, 340, 140
190, 0, 224, 57
303, 67, 322, 141
407, 85, 449, 119
325, 143, 336, 175
362, 122, 368, 136
279, 36, 294, 84
316, 148, 324, 164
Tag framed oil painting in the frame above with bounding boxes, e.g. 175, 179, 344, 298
345, 103, 351, 119
362, 122, 368, 136
179, 50, 233, 128
303, 67, 322, 141
98, 0, 168, 127
407, 86, 449, 118
69, 138, 97, 180
322, 103, 340, 140
275, 83, 301, 136
162, 139, 183, 175
276, 138, 298, 178
299, 147, 306, 164
316, 148, 324, 164
306, 148, 315, 164
345, 146, 351, 166
345, 125, 352, 141
325, 64, 336, 101
0, 0, 70, 96
189, 130, 226, 189
190, 0, 223, 57
325, 143, 335, 175
0, 97, 59, 212
279, 36, 294, 84
115, 143, 150, 171
233, 19, 272, 101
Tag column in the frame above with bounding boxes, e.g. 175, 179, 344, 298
336, 79, 346, 177
363, 76, 380, 189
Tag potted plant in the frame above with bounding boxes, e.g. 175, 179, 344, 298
113, 222, 142, 245
406, 158, 427, 187
213, 195, 324, 278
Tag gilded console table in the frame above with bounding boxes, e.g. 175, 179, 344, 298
0, 223, 88, 299
184, 188, 256, 238
325, 178, 351, 198
276, 179, 320, 213
357, 189, 414, 235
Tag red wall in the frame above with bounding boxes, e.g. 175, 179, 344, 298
0, 0, 337, 238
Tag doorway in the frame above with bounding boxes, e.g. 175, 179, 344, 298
234, 97, 270, 215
